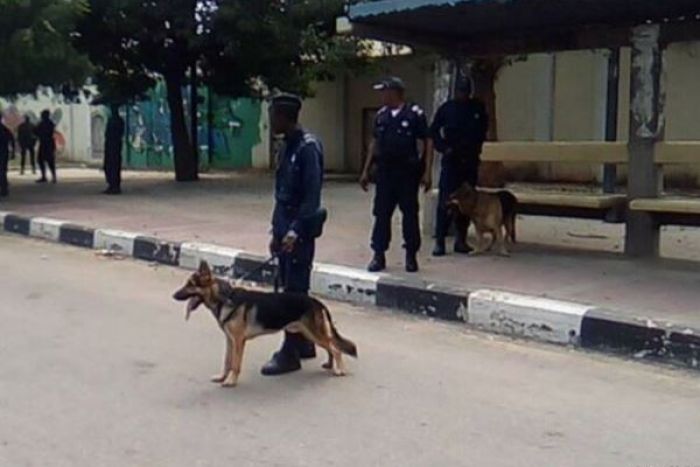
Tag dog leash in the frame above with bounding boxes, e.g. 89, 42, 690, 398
235, 254, 282, 293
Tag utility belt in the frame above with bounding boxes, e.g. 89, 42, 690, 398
279, 205, 328, 239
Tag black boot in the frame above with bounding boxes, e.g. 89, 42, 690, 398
432, 238, 446, 257
405, 251, 419, 273
454, 217, 473, 254
367, 252, 386, 272
261, 336, 300, 376
454, 241, 472, 254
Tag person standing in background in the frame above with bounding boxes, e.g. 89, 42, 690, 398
35, 110, 57, 184
0, 119, 16, 197
17, 116, 37, 176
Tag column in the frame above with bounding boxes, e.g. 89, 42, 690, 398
625, 24, 664, 257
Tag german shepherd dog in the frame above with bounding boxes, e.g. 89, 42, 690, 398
173, 261, 357, 387
448, 183, 518, 256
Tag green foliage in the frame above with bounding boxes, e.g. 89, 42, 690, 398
0, 0, 91, 97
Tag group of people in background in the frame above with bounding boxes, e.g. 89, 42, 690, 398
0, 110, 58, 197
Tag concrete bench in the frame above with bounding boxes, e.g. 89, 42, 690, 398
629, 198, 700, 227
512, 192, 627, 222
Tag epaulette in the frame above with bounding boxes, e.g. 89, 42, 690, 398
410, 104, 424, 116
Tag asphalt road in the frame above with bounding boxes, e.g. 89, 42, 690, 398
1, 234, 699, 467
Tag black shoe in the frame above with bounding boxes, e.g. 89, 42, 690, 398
367, 253, 386, 272
261, 351, 301, 376
102, 187, 121, 195
405, 252, 419, 273
0, 191, 8, 198
298, 341, 317, 360
35, 178, 47, 184
432, 239, 446, 257
454, 242, 473, 255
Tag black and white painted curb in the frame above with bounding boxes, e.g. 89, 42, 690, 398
2, 210, 699, 370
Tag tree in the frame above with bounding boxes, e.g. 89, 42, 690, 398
76, 0, 367, 181
0, 0, 91, 97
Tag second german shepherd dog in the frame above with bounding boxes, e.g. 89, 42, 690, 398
448, 183, 518, 256
173, 261, 357, 387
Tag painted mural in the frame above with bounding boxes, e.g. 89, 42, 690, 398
124, 80, 262, 171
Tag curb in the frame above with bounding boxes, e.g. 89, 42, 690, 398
2, 210, 699, 371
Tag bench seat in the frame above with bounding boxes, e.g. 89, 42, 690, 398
508, 191, 627, 222
629, 198, 700, 226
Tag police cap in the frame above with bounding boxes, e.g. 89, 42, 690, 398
271, 93, 303, 113
373, 76, 405, 92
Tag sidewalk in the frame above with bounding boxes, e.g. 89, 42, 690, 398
2, 168, 700, 329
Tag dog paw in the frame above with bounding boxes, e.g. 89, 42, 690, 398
332, 369, 346, 377
210, 374, 227, 383
221, 379, 238, 388
322, 362, 333, 370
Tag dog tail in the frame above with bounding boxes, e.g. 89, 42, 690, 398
323, 307, 358, 358
499, 191, 518, 244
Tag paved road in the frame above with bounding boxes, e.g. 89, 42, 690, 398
1, 234, 699, 467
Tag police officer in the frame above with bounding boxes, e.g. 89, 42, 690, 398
35, 110, 57, 184
17, 116, 37, 176
262, 93, 325, 376
0, 119, 15, 197
103, 105, 125, 195
430, 78, 489, 256
360, 77, 433, 273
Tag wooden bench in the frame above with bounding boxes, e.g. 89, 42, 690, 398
629, 198, 700, 227
480, 142, 628, 222
423, 141, 700, 241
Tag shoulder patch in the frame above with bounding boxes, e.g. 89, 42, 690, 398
377, 106, 388, 115
411, 104, 424, 116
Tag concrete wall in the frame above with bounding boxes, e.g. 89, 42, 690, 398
301, 79, 347, 172
343, 55, 436, 172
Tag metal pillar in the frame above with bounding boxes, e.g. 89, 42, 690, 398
603, 48, 620, 193
625, 25, 664, 257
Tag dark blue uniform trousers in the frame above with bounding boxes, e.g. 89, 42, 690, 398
435, 158, 479, 241
371, 165, 422, 254
277, 237, 315, 355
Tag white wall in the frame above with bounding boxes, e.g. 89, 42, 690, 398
0, 89, 94, 163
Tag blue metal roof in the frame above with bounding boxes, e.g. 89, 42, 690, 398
349, 0, 486, 19
346, 0, 700, 54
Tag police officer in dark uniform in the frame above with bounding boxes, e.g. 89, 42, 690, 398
360, 77, 433, 273
35, 110, 57, 184
430, 78, 489, 256
0, 120, 16, 197
103, 105, 125, 195
17, 116, 37, 175
261, 93, 325, 376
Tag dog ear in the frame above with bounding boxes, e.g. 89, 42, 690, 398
198, 260, 212, 278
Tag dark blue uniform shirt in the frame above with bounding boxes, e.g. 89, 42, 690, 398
430, 99, 488, 163
373, 104, 428, 166
272, 129, 324, 239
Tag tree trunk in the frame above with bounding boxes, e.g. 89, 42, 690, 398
472, 57, 506, 188
165, 72, 198, 182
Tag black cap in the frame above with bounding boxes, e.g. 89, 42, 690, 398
373, 76, 405, 92
271, 93, 303, 113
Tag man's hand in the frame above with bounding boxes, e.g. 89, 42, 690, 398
421, 171, 433, 193
281, 231, 298, 253
359, 171, 370, 192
